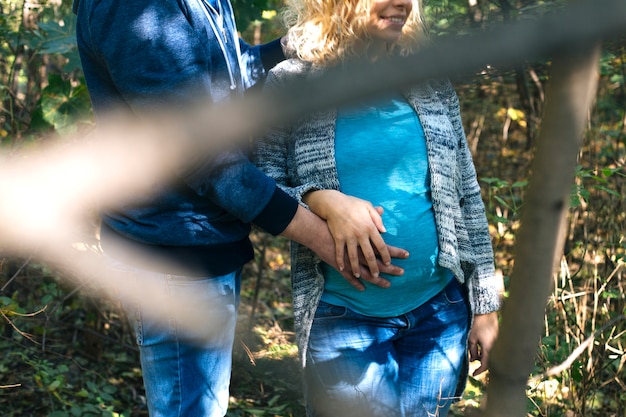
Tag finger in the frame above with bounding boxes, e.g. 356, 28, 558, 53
387, 245, 409, 260
347, 241, 362, 278
473, 341, 494, 376
472, 351, 489, 376
334, 240, 346, 272
472, 363, 488, 376
370, 233, 391, 266
358, 237, 380, 277
339, 270, 365, 291
468, 339, 480, 362
370, 206, 386, 233
378, 261, 404, 277
357, 251, 404, 277
358, 266, 391, 288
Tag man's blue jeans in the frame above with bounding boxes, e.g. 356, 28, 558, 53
304, 278, 470, 417
106, 255, 242, 417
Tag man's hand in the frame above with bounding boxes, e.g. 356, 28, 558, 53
468, 311, 499, 376
335, 245, 407, 290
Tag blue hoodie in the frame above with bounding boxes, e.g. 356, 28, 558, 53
74, 0, 296, 276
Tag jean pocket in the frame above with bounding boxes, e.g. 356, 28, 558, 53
442, 279, 466, 305
314, 301, 348, 320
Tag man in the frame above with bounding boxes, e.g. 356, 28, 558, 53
73, 0, 405, 416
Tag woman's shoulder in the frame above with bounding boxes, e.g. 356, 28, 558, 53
405, 78, 455, 95
270, 58, 313, 78
265, 59, 321, 93
426, 78, 459, 101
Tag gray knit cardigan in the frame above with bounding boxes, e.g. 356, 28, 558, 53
253, 59, 502, 365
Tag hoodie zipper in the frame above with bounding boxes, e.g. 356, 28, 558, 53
198, 0, 238, 91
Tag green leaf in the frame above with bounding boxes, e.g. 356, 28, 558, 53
35, 17, 77, 55
0, 296, 15, 306
242, 410, 267, 415
266, 394, 281, 407
87, 381, 99, 392
102, 385, 117, 394
76, 388, 90, 398
481, 177, 509, 188
493, 195, 512, 210
35, 74, 92, 134
99, 392, 115, 402
601, 167, 622, 177
48, 379, 62, 391
593, 185, 621, 197
492, 216, 509, 224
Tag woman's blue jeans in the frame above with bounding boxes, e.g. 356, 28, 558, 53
106, 255, 242, 417
304, 278, 470, 417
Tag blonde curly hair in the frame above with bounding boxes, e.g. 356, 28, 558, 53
282, 0, 425, 67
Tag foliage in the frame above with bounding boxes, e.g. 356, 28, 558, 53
0, 259, 146, 416
1, 0, 88, 144
233, 0, 286, 43
1, 0, 625, 416
422, 0, 571, 37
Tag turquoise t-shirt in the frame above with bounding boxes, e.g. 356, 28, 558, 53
320, 95, 453, 317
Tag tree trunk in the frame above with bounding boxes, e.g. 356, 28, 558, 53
480, 43, 602, 417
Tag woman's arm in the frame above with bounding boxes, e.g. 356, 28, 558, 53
303, 189, 408, 279
282, 204, 405, 290
438, 79, 504, 374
